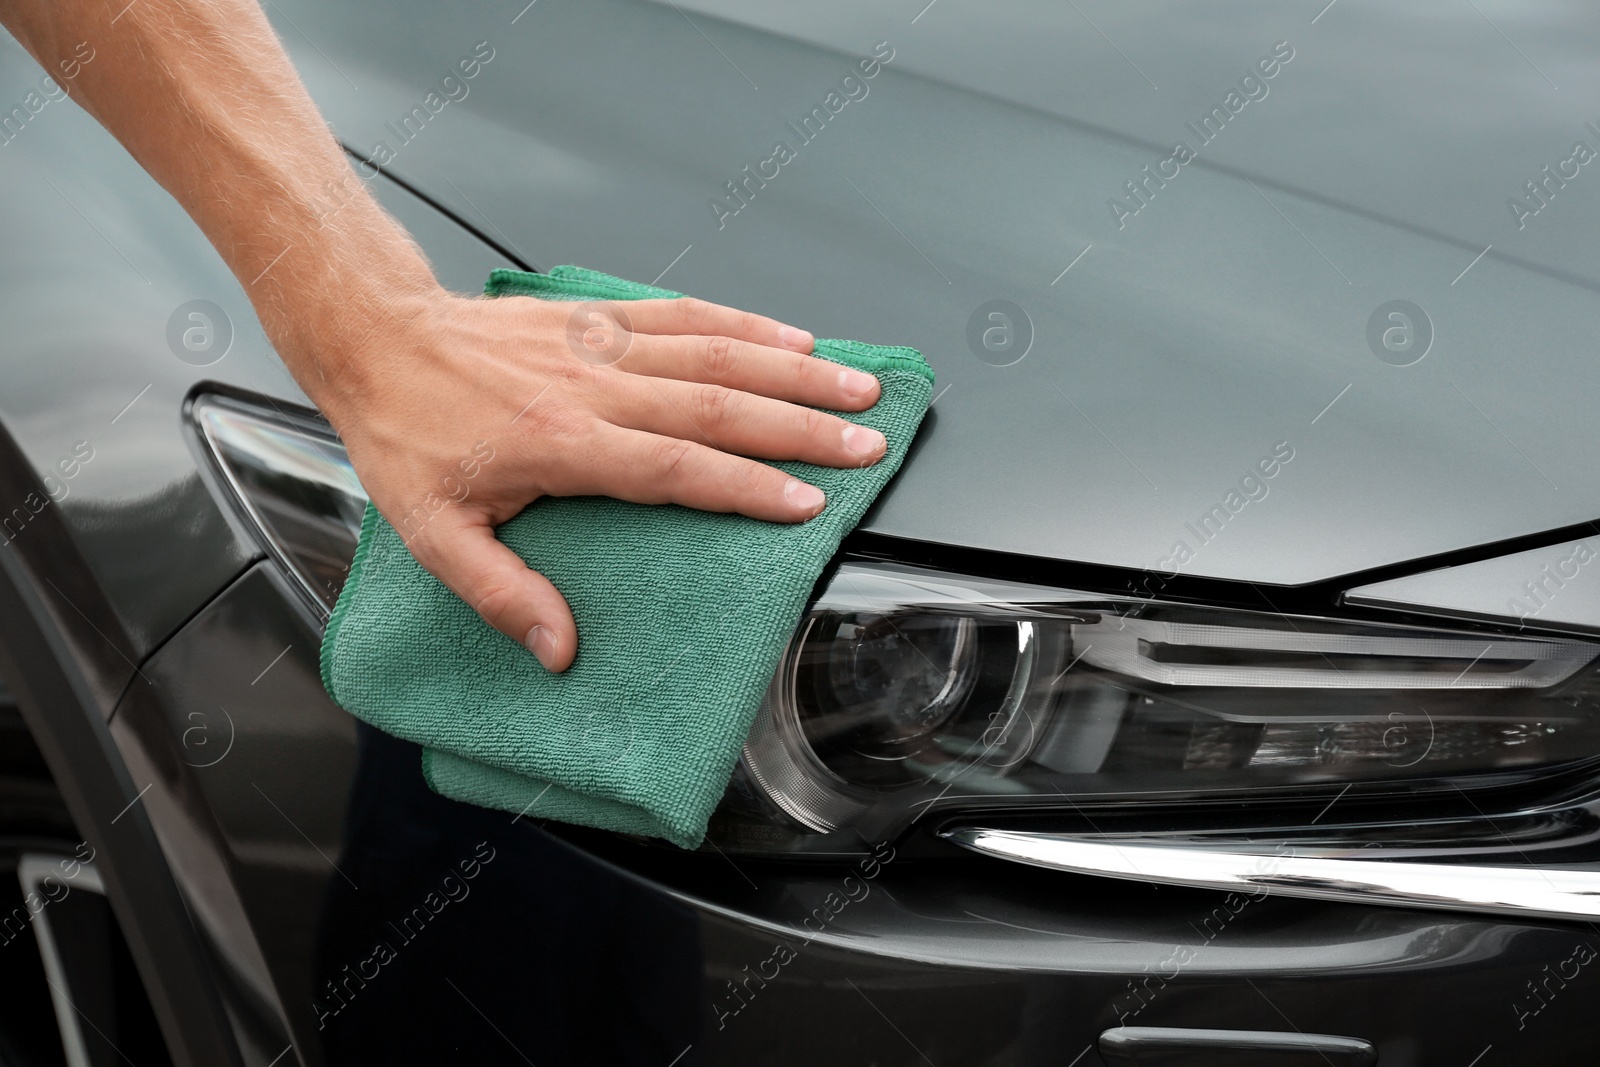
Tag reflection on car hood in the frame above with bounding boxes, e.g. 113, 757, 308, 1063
274, 0, 1600, 585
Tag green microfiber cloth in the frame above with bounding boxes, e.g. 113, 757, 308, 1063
320, 265, 933, 848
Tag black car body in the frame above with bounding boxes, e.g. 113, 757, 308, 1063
2, 2, 1600, 1064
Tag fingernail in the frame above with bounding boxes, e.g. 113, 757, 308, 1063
839, 369, 878, 400
524, 625, 559, 671
778, 325, 813, 350
842, 424, 885, 456
783, 478, 826, 515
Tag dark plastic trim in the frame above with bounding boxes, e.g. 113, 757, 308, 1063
846, 513, 1600, 621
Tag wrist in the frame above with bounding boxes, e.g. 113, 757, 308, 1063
261, 248, 447, 431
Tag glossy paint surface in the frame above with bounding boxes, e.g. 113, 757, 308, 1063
1348, 535, 1600, 633
268, 0, 1600, 584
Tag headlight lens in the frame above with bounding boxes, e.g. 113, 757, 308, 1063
192, 394, 365, 612
734, 562, 1600, 841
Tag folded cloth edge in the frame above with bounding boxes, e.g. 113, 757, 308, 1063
319, 265, 933, 849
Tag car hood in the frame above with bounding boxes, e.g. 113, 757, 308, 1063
275, 0, 1600, 585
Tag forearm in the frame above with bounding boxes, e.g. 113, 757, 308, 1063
2, 0, 889, 670
0, 0, 436, 416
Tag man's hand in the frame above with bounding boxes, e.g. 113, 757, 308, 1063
320, 289, 882, 671
0, 0, 884, 670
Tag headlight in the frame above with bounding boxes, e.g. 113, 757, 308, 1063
187, 395, 1600, 875
190, 393, 365, 613
722, 561, 1600, 850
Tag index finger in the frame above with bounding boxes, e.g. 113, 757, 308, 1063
624, 296, 814, 354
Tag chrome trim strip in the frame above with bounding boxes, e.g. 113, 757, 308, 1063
1074, 616, 1591, 689
941, 827, 1600, 923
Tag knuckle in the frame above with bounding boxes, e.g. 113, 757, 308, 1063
679, 297, 715, 331
516, 394, 588, 440
745, 459, 787, 499
701, 334, 737, 379
748, 457, 784, 489
693, 382, 733, 427
650, 437, 697, 482
548, 356, 592, 391
470, 579, 520, 629
794, 353, 823, 392
731, 309, 760, 337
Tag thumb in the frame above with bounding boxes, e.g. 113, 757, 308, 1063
407, 513, 578, 672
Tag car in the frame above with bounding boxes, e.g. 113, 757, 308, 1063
2, 1, 1600, 1063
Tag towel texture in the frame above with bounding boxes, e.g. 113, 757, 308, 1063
320, 266, 933, 848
